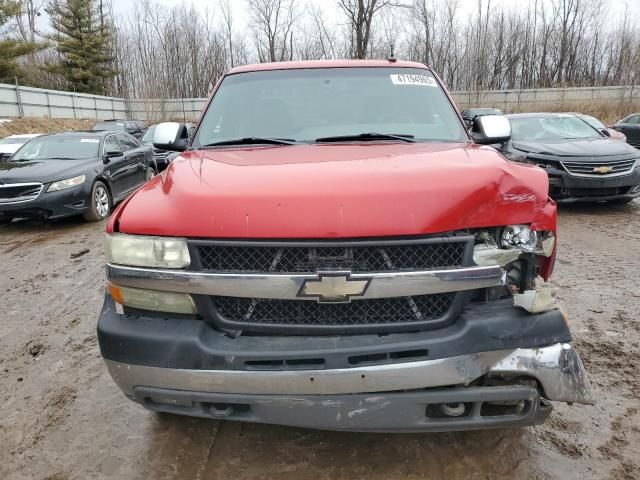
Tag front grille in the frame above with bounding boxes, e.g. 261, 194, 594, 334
196, 240, 468, 273
561, 158, 636, 176
212, 293, 456, 327
192, 237, 472, 333
569, 186, 630, 197
0, 183, 43, 204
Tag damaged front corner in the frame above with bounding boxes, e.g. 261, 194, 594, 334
514, 281, 556, 313
473, 243, 521, 267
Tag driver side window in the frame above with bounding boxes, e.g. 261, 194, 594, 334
104, 136, 122, 155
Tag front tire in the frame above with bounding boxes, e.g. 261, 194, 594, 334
83, 181, 111, 221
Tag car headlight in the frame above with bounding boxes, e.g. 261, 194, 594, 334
47, 174, 86, 192
501, 225, 538, 252
501, 225, 555, 256
105, 233, 190, 268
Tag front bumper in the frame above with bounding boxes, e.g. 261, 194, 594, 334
0, 185, 89, 220
546, 166, 640, 202
98, 295, 593, 432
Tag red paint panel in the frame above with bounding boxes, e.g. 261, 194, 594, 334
112, 143, 554, 240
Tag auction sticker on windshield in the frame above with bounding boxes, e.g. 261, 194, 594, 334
390, 74, 437, 87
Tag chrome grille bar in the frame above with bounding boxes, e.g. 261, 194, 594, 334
0, 182, 44, 204
106, 263, 504, 301
561, 159, 636, 178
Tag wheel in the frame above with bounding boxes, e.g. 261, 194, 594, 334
607, 197, 634, 205
83, 181, 111, 221
145, 167, 156, 181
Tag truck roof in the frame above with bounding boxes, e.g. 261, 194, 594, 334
227, 59, 429, 75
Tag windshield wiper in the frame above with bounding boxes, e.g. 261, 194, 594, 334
315, 133, 415, 143
201, 137, 299, 147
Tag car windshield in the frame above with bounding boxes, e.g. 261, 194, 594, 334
0, 137, 30, 145
11, 137, 99, 161
580, 115, 605, 129
141, 125, 156, 142
93, 122, 125, 131
510, 116, 602, 141
194, 67, 468, 146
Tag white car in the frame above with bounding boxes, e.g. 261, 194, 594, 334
0, 134, 41, 161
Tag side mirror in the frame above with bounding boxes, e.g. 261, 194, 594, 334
103, 150, 122, 163
153, 122, 188, 152
600, 128, 611, 137
471, 115, 511, 145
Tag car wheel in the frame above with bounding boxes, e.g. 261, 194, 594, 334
607, 198, 634, 205
83, 181, 111, 221
145, 167, 156, 181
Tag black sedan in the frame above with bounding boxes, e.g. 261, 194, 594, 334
502, 113, 640, 204
92, 120, 146, 139
141, 123, 194, 171
0, 131, 155, 223
461, 107, 503, 129
612, 113, 640, 148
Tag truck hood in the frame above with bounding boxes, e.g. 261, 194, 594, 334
513, 138, 638, 158
0, 158, 98, 184
114, 143, 552, 238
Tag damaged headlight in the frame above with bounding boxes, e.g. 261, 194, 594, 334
500, 225, 555, 257
501, 225, 537, 252
474, 226, 554, 266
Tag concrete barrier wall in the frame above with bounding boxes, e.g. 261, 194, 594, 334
1, 82, 639, 121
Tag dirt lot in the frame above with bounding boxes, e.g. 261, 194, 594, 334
1, 202, 639, 480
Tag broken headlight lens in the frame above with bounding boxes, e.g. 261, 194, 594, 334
105, 233, 190, 268
501, 225, 537, 253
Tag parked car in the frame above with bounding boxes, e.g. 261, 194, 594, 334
503, 113, 640, 204
99, 60, 592, 433
141, 122, 195, 171
92, 120, 145, 139
461, 107, 503, 129
612, 113, 640, 147
0, 130, 155, 223
571, 113, 626, 142
0, 133, 41, 161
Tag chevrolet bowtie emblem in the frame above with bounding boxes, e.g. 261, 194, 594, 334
298, 271, 371, 303
593, 166, 613, 174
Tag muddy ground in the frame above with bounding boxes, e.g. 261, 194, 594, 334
1, 202, 639, 480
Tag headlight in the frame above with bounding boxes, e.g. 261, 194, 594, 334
501, 225, 555, 256
47, 174, 86, 192
105, 233, 190, 268
108, 283, 197, 314
501, 225, 537, 252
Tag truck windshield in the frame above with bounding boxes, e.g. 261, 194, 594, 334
194, 67, 468, 146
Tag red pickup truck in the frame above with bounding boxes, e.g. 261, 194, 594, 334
98, 60, 592, 432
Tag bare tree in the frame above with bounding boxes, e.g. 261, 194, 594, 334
248, 0, 298, 62
338, 0, 396, 59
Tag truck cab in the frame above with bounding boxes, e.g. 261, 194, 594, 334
98, 60, 592, 432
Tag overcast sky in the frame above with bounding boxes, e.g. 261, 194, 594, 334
111, 0, 640, 32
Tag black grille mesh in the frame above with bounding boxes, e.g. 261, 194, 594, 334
0, 184, 42, 203
212, 293, 456, 326
197, 241, 466, 273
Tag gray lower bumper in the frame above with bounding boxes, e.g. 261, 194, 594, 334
134, 385, 552, 432
106, 343, 593, 405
